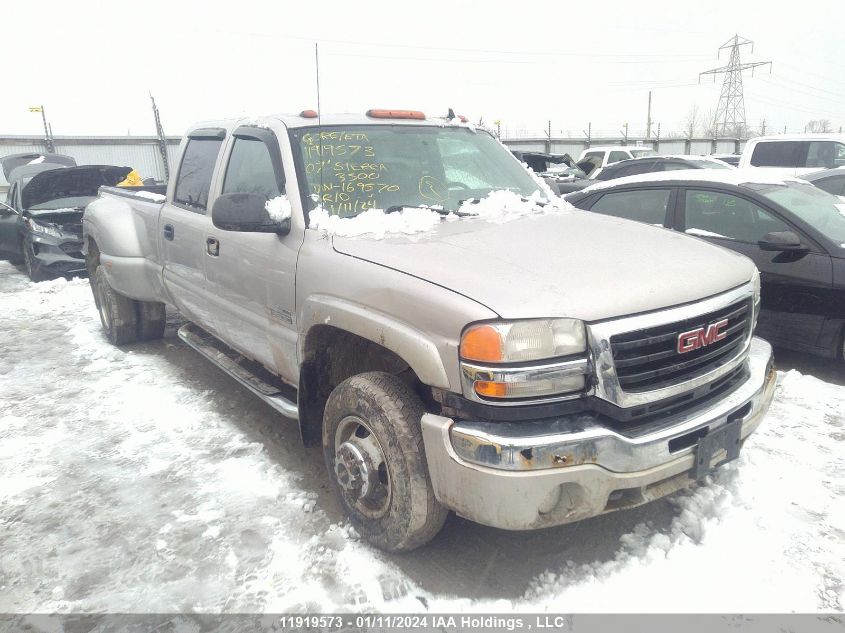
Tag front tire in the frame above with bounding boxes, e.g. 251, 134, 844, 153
93, 265, 138, 345
323, 372, 448, 552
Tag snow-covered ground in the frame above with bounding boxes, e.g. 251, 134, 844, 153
0, 259, 843, 613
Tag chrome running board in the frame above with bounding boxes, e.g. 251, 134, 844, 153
177, 323, 298, 420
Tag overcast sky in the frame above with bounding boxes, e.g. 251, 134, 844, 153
3, 0, 843, 139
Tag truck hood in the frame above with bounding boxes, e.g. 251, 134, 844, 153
331, 210, 756, 322
22, 165, 131, 209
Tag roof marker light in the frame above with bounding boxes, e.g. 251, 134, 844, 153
366, 109, 426, 120
299, 110, 319, 118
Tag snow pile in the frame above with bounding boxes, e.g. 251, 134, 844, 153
309, 206, 442, 238
27, 156, 45, 165
457, 189, 566, 222
581, 168, 807, 193
133, 191, 166, 203
309, 191, 570, 239
265, 195, 292, 222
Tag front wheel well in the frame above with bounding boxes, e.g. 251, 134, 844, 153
297, 325, 428, 446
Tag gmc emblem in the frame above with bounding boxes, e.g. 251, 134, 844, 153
677, 319, 729, 354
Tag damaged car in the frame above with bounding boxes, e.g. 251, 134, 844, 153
0, 156, 131, 281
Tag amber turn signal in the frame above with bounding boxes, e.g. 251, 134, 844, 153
460, 325, 504, 363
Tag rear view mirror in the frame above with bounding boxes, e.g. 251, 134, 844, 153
758, 231, 807, 252
211, 193, 290, 235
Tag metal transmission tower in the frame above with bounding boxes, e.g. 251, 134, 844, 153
150, 93, 170, 182
699, 35, 771, 138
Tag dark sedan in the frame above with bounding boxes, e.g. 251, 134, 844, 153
593, 155, 733, 182
1, 158, 131, 281
567, 170, 845, 362
802, 168, 845, 196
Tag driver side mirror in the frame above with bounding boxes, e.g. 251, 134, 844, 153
211, 193, 290, 235
758, 231, 807, 252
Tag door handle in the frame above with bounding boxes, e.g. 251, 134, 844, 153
163, 224, 174, 241
206, 237, 220, 256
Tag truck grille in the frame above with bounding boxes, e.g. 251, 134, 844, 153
610, 299, 752, 392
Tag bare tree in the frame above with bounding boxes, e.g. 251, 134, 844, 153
684, 106, 700, 138
700, 108, 718, 137
805, 119, 833, 133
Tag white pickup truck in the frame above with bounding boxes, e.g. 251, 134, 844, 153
83, 109, 776, 551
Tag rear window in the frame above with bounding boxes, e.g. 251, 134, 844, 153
590, 189, 671, 225
750, 140, 845, 169
174, 138, 224, 212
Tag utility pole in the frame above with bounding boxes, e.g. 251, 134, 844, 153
150, 93, 170, 182
29, 105, 55, 153
699, 34, 771, 138
646, 91, 652, 139
583, 122, 592, 149
621, 122, 629, 146
654, 122, 661, 151
761, 118, 766, 135
545, 120, 552, 153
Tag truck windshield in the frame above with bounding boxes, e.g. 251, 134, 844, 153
289, 125, 542, 217
758, 182, 845, 244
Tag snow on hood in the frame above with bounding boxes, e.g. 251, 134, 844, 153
331, 207, 756, 322
308, 190, 569, 239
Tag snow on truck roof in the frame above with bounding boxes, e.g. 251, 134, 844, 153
748, 133, 845, 143
580, 168, 807, 193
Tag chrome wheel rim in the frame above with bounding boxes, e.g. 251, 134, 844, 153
334, 415, 391, 519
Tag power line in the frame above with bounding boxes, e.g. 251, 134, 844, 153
699, 34, 771, 138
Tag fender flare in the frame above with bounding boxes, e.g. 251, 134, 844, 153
298, 294, 451, 390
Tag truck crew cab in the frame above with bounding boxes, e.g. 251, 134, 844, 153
83, 110, 776, 551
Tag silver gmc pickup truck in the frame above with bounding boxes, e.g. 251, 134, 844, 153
83, 110, 776, 551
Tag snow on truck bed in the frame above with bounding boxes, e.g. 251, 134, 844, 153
0, 260, 843, 613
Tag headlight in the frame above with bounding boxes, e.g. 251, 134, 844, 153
460, 319, 586, 363
27, 218, 62, 239
459, 319, 589, 402
751, 268, 761, 331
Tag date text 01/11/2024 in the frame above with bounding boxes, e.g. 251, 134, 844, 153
275, 615, 574, 630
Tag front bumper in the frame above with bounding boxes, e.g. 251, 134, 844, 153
29, 234, 86, 276
421, 337, 776, 530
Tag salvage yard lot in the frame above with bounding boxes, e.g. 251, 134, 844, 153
0, 259, 843, 613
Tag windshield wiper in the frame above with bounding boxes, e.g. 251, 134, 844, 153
385, 204, 474, 217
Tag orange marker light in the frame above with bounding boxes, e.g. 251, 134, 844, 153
300, 109, 319, 118
475, 381, 507, 398
366, 109, 426, 120
460, 325, 503, 363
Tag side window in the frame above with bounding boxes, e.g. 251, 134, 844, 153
806, 141, 845, 169
683, 190, 791, 242
174, 138, 224, 212
608, 151, 629, 164
590, 189, 672, 225
222, 137, 282, 199
750, 141, 808, 167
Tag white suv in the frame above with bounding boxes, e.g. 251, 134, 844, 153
577, 146, 657, 178
738, 134, 845, 176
